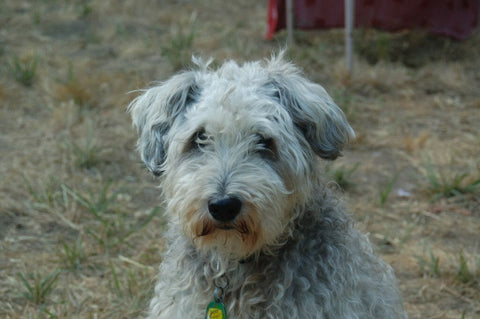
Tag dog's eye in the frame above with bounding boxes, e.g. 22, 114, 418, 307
196, 130, 208, 142
192, 129, 211, 149
256, 134, 277, 159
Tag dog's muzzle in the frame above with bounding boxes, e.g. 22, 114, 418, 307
208, 196, 242, 223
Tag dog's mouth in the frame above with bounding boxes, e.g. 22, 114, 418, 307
196, 217, 253, 238
215, 223, 235, 231
215, 218, 252, 235
192, 214, 262, 257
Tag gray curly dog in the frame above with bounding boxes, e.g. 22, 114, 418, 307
129, 53, 407, 319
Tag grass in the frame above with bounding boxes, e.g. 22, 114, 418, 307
416, 247, 479, 285
17, 270, 62, 305
328, 162, 360, 190
331, 89, 356, 121
62, 123, 104, 169
79, 2, 93, 18
23, 175, 64, 214
24, 175, 160, 255
105, 263, 153, 318
55, 64, 94, 109
71, 137, 102, 169
7, 55, 38, 87
1, 1, 480, 318
59, 234, 88, 272
379, 173, 398, 206
109, 262, 148, 299
456, 250, 475, 284
161, 12, 197, 70
355, 30, 465, 67
423, 157, 480, 201
62, 182, 119, 224
62, 183, 160, 254
417, 247, 440, 278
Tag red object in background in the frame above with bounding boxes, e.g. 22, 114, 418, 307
267, 0, 479, 40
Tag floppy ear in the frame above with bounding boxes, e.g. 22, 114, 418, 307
128, 71, 200, 175
266, 56, 355, 160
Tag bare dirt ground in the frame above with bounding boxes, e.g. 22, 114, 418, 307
1, 1, 479, 318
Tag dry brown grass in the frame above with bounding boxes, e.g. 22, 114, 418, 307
1, 1, 479, 318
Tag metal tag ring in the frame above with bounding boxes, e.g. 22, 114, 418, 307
213, 286, 224, 303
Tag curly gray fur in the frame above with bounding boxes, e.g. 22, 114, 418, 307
148, 185, 406, 318
129, 52, 407, 319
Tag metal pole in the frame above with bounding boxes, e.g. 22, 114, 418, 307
345, 0, 354, 75
286, 0, 294, 45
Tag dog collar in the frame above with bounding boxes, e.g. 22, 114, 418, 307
239, 255, 254, 264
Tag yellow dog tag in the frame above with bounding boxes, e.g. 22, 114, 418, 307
205, 301, 227, 319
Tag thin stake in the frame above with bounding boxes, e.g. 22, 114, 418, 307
345, 0, 355, 76
286, 0, 294, 45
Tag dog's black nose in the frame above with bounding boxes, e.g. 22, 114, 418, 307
208, 196, 242, 222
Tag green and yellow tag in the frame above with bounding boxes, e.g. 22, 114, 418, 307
205, 301, 227, 319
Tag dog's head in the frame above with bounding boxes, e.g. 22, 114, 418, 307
129, 53, 354, 259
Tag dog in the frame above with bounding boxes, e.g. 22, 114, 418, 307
129, 53, 407, 318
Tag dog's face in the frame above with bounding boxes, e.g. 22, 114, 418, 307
129, 55, 354, 258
